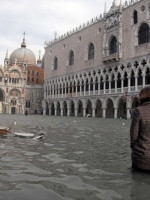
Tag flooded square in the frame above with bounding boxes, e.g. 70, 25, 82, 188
0, 114, 150, 200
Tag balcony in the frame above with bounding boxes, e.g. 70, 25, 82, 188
102, 53, 119, 63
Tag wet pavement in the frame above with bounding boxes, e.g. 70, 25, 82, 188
0, 114, 150, 200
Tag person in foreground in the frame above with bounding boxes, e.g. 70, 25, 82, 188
130, 86, 150, 171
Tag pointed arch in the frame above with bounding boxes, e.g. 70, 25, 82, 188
57, 101, 61, 116
88, 43, 94, 60
106, 98, 114, 118
77, 100, 83, 117
69, 50, 74, 66
138, 23, 149, 45
86, 99, 92, 116
70, 100, 75, 116
109, 36, 117, 54
95, 99, 102, 118
54, 57, 58, 70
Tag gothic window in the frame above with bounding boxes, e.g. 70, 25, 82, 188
138, 23, 149, 45
117, 73, 121, 88
106, 75, 109, 89
32, 77, 34, 82
111, 74, 115, 89
0, 77, 2, 82
124, 72, 128, 87
138, 69, 143, 86
88, 43, 94, 60
27, 77, 30, 82
146, 68, 150, 85
32, 70, 34, 76
69, 50, 74, 65
133, 10, 138, 24
28, 71, 30, 75
131, 70, 135, 86
54, 57, 58, 70
109, 37, 117, 54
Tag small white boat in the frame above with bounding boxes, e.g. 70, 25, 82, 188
13, 132, 35, 138
0, 126, 10, 134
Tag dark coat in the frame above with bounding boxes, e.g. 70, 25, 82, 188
130, 101, 150, 170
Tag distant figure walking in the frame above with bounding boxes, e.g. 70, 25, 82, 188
130, 87, 150, 171
25, 110, 28, 116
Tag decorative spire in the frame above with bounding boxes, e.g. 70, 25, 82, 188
54, 31, 57, 40
5, 50, 9, 60
113, 0, 117, 6
37, 50, 42, 62
104, 2, 107, 15
21, 31, 26, 48
120, 0, 123, 6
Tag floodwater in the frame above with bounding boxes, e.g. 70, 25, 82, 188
0, 114, 150, 200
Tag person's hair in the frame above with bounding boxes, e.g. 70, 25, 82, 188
139, 87, 150, 104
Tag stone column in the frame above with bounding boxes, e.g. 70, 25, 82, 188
84, 83, 86, 96
80, 84, 82, 96
58, 87, 60, 98
103, 81, 106, 94
65, 86, 67, 98
88, 83, 90, 95
76, 85, 78, 97
115, 79, 117, 93
114, 108, 118, 119
67, 107, 70, 117
92, 107, 96, 118
75, 108, 78, 117
102, 108, 106, 118
128, 77, 131, 92
121, 78, 124, 93
49, 105, 51, 116
135, 76, 138, 92
93, 81, 96, 95
83, 107, 86, 117
43, 109, 46, 115
98, 79, 100, 95
143, 74, 145, 88
61, 108, 63, 116
61, 89, 63, 98
109, 79, 111, 94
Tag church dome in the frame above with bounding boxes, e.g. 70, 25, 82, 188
9, 38, 36, 66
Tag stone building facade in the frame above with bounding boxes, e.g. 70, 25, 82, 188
43, 0, 150, 119
0, 38, 44, 114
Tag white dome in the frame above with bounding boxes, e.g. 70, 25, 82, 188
9, 39, 36, 66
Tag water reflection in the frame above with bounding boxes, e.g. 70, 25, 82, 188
0, 114, 149, 200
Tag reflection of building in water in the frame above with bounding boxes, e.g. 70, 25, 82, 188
43, 0, 150, 119
0, 36, 44, 114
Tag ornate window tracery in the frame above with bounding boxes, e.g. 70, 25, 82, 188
138, 23, 149, 45
88, 43, 94, 60
109, 37, 117, 55
69, 51, 74, 65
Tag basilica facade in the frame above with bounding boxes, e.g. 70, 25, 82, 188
43, 0, 150, 119
0, 38, 44, 114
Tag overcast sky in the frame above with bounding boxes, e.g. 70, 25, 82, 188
0, 0, 117, 65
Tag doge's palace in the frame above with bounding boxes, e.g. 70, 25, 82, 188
43, 0, 150, 119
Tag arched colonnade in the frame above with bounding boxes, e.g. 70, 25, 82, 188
44, 96, 139, 119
